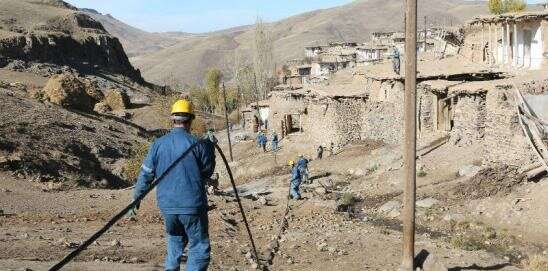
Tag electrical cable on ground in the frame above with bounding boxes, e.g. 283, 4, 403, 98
48, 140, 261, 270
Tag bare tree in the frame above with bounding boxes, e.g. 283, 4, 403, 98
253, 17, 274, 100
233, 49, 256, 107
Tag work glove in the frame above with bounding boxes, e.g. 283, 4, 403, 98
126, 201, 140, 218
205, 133, 218, 144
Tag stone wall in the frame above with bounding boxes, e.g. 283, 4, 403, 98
483, 87, 535, 167
268, 92, 368, 151
451, 93, 487, 146
418, 90, 436, 135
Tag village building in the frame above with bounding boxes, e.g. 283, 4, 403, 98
241, 102, 270, 133
462, 10, 548, 70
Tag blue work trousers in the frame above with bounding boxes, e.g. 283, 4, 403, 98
272, 141, 278, 151
290, 179, 301, 199
163, 213, 210, 271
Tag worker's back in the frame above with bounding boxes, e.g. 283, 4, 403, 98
144, 128, 215, 214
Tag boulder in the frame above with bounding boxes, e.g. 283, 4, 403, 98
82, 79, 104, 101
93, 102, 111, 114
422, 253, 448, 271
378, 200, 401, 214
314, 187, 328, 195
42, 74, 97, 111
416, 198, 440, 209
442, 213, 465, 222
458, 165, 481, 177
104, 89, 130, 111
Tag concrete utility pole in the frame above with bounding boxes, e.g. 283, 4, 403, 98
222, 83, 234, 162
401, 0, 417, 269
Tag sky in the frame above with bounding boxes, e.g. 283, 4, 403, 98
65, 0, 355, 33
66, 0, 547, 33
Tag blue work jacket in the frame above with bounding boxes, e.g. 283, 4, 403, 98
133, 128, 216, 214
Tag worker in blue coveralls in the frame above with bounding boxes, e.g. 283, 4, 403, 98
288, 160, 302, 200
258, 131, 267, 152
297, 155, 310, 184
271, 131, 279, 152
129, 99, 216, 271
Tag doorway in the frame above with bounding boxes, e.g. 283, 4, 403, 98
523, 29, 532, 68
436, 94, 453, 132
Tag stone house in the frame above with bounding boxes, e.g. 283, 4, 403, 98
267, 88, 368, 153
463, 11, 548, 70
363, 72, 542, 168
356, 44, 390, 63
241, 102, 270, 133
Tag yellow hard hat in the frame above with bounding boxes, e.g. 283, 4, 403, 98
171, 99, 194, 115
288, 160, 294, 166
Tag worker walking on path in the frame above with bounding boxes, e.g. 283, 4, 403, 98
256, 131, 262, 148
130, 99, 216, 271
258, 131, 267, 152
288, 160, 302, 200
297, 155, 310, 184
271, 131, 279, 152
316, 145, 323, 160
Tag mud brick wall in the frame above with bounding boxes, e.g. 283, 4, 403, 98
268, 92, 368, 151
268, 93, 307, 135
483, 87, 536, 167
461, 24, 485, 63
301, 100, 340, 149
362, 80, 405, 145
327, 98, 367, 148
451, 93, 487, 146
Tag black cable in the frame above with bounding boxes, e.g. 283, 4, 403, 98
214, 144, 261, 265
49, 140, 262, 270
49, 140, 202, 271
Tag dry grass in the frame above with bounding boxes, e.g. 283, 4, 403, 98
122, 141, 151, 183
524, 255, 548, 271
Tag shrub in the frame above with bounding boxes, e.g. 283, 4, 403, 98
417, 170, 427, 177
524, 255, 548, 271
450, 234, 483, 251
123, 141, 151, 183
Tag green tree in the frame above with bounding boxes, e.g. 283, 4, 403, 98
204, 69, 223, 113
488, 0, 504, 14
504, 0, 526, 13
489, 0, 526, 14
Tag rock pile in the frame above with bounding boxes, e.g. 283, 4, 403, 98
42, 74, 100, 112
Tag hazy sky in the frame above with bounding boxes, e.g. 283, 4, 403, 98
66, 0, 547, 33
66, 0, 354, 33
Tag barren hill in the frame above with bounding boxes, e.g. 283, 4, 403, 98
0, 0, 143, 82
129, 0, 490, 85
80, 8, 194, 58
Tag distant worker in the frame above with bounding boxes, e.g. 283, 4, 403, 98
271, 131, 279, 152
288, 160, 302, 200
392, 47, 401, 75
258, 131, 267, 152
317, 145, 324, 160
256, 131, 262, 148
130, 99, 216, 271
329, 142, 335, 157
297, 155, 310, 184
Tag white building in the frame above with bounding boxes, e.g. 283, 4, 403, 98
464, 11, 548, 70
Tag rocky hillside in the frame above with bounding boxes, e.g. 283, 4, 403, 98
129, 0, 491, 85
80, 8, 194, 58
0, 0, 144, 83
